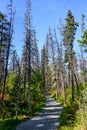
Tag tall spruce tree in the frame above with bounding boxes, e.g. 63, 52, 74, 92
63, 10, 78, 101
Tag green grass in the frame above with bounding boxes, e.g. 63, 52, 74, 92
31, 96, 46, 116
0, 96, 46, 130
0, 118, 25, 130
56, 83, 87, 130
57, 102, 79, 130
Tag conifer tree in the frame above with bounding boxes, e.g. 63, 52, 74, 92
31, 30, 39, 71
63, 10, 78, 101
22, 0, 32, 113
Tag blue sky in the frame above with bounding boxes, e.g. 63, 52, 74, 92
0, 0, 87, 56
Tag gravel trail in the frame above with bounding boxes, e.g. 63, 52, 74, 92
16, 96, 63, 130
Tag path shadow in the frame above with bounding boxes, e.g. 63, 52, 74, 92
16, 97, 62, 130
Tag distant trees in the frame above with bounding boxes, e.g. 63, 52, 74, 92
40, 10, 81, 103
48, 28, 57, 90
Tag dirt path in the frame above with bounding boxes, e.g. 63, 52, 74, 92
16, 96, 63, 130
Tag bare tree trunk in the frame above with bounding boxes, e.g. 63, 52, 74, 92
24, 72, 26, 99
74, 72, 79, 93
71, 69, 74, 101
61, 71, 66, 104
68, 70, 71, 87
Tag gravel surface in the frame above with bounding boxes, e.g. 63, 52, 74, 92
16, 96, 63, 130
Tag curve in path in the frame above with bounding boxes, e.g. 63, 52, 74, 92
16, 96, 63, 130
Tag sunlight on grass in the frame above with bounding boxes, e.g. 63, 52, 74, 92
56, 83, 87, 130
0, 97, 46, 130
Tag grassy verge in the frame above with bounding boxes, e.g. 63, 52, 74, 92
55, 83, 87, 130
0, 118, 25, 130
0, 96, 46, 130
57, 102, 79, 130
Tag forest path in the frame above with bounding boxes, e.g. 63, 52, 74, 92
16, 96, 63, 130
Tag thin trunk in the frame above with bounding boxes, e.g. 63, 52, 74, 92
68, 70, 71, 87
61, 71, 66, 104
74, 72, 79, 93
71, 69, 74, 101
24, 72, 26, 99
15, 59, 20, 119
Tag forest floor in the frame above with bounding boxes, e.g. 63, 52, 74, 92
16, 95, 63, 130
